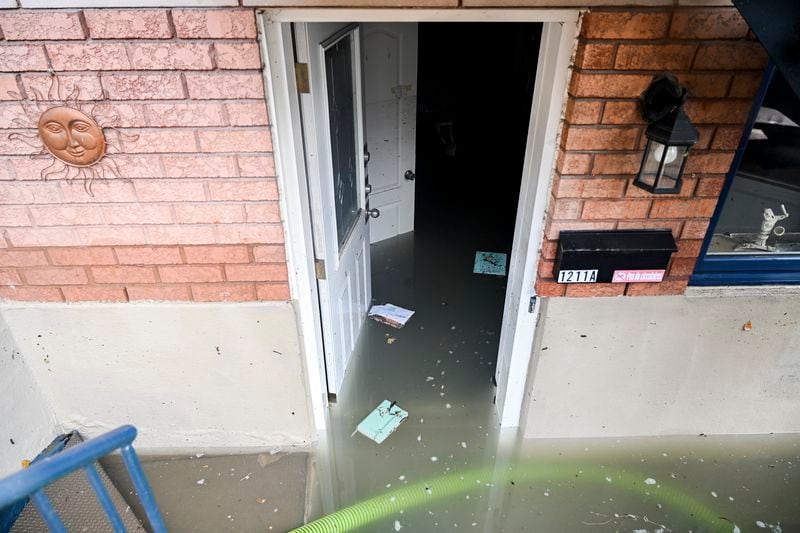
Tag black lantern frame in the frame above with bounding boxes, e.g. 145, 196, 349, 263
633, 75, 699, 194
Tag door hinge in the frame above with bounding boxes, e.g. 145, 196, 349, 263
295, 62, 310, 94
314, 259, 326, 280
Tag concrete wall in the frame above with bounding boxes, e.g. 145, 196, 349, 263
0, 313, 57, 477
0, 302, 314, 449
524, 295, 800, 438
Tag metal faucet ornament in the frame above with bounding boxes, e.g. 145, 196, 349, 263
735, 204, 790, 252
7, 75, 137, 195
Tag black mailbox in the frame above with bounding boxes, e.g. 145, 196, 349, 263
553, 229, 678, 284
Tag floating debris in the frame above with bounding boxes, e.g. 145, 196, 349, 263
195, 479, 206, 485
354, 400, 408, 444
742, 320, 753, 331
368, 304, 415, 328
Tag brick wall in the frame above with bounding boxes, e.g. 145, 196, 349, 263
536, 7, 767, 298
0, 8, 290, 302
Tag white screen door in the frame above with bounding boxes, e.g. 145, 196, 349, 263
363, 23, 418, 243
297, 23, 372, 394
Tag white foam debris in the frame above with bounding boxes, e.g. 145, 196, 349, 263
756, 522, 766, 528
733, 526, 741, 533
446, 403, 452, 409
711, 491, 718, 497
394, 520, 403, 531
451, 326, 456, 330
196, 479, 206, 485
431, 456, 438, 462
644, 478, 657, 485
605, 476, 613, 483
399, 475, 406, 481
417, 435, 422, 442
239, 472, 252, 481
460, 442, 467, 449
729, 496, 735, 501
426, 376, 435, 382
194, 453, 204, 458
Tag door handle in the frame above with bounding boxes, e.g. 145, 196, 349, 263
404, 170, 415, 181
365, 183, 372, 195
365, 208, 380, 221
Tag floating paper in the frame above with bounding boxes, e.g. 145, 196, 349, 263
473, 251, 507, 276
354, 400, 408, 444
368, 303, 415, 329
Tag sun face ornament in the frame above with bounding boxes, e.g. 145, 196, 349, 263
8, 76, 136, 195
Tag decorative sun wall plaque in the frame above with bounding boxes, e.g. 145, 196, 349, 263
8, 75, 137, 196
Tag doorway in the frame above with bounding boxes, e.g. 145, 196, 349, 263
259, 10, 578, 430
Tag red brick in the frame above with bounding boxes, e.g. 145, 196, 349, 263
192, 282, 256, 302
695, 175, 726, 197
684, 99, 751, 125
92, 265, 156, 284
256, 283, 290, 301
565, 283, 625, 297
0, 250, 48, 267
555, 177, 626, 199
670, 8, 750, 40
679, 74, 732, 98
682, 220, 710, 240
537, 259, 554, 280
0, 268, 22, 285
551, 199, 583, 220
545, 221, 616, 240
47, 43, 131, 71
215, 224, 284, 245
0, 206, 30, 227
625, 177, 695, 198
615, 44, 696, 71
129, 43, 214, 70
85, 9, 172, 39
174, 204, 244, 224
208, 179, 278, 201
145, 102, 226, 128
694, 126, 715, 151
134, 180, 206, 202
127, 285, 193, 301
60, 181, 137, 204
540, 240, 558, 261
669, 258, 697, 278
0, 285, 63, 302
245, 203, 281, 223
226, 102, 270, 127
238, 155, 276, 177
6, 227, 81, 248
159, 265, 223, 283
29, 206, 105, 226
676, 239, 703, 258
535, 279, 565, 297
115, 246, 182, 265
601, 101, 645, 125
107, 155, 163, 178
77, 226, 147, 246
146, 225, 216, 245
102, 73, 185, 100
184, 245, 250, 264
185, 73, 264, 100
570, 73, 652, 98
711, 127, 744, 150
49, 247, 116, 266
684, 152, 735, 174
650, 198, 718, 219
123, 129, 197, 154
225, 263, 288, 282
591, 153, 641, 175
575, 43, 615, 70
625, 278, 688, 296
62, 285, 128, 302
162, 155, 238, 178
0, 75, 20, 100
728, 73, 764, 98
253, 245, 285, 263
84, 103, 148, 128
24, 266, 88, 285
0, 135, 43, 156
582, 11, 670, 40
102, 205, 174, 225
173, 9, 257, 39
557, 152, 592, 175
564, 127, 640, 151
617, 220, 684, 237
198, 129, 272, 153
566, 100, 603, 125
21, 74, 104, 101
582, 199, 650, 220
0, 45, 49, 71
0, 182, 60, 205
694, 43, 768, 70
0, 11, 84, 40
214, 42, 261, 70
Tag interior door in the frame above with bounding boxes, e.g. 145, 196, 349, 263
363, 23, 418, 243
297, 23, 372, 395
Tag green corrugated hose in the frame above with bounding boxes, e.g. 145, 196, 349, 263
292, 464, 737, 532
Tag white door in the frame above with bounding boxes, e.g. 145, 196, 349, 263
297, 23, 372, 395
363, 23, 418, 243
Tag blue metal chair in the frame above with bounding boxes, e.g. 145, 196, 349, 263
0, 425, 167, 533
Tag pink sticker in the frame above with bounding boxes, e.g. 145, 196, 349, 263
612, 269, 666, 283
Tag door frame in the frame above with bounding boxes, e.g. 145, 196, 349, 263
257, 9, 579, 432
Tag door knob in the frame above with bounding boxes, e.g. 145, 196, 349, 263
367, 208, 380, 219
404, 170, 415, 181
365, 183, 372, 195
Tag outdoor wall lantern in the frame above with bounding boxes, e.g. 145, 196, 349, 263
633, 74, 698, 194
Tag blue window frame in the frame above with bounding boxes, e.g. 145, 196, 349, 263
691, 63, 800, 286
